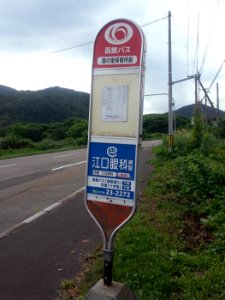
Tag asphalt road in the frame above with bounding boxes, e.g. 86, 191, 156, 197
0, 141, 159, 300
0, 149, 87, 235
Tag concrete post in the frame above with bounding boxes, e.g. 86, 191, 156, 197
85, 279, 138, 300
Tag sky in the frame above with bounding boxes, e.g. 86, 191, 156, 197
0, 0, 224, 114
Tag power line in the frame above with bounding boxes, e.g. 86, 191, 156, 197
47, 41, 93, 55
199, 0, 220, 74
46, 16, 168, 55
206, 59, 225, 93
187, 0, 190, 76
141, 16, 168, 27
171, 15, 198, 75
193, 12, 200, 73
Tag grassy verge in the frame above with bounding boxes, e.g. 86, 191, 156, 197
58, 131, 225, 300
0, 145, 85, 160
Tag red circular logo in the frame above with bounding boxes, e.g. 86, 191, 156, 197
104, 22, 133, 45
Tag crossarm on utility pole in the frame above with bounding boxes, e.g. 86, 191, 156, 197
172, 74, 197, 85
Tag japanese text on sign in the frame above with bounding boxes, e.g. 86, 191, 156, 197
92, 157, 133, 173
105, 46, 131, 54
97, 56, 137, 65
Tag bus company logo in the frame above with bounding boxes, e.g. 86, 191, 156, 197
104, 22, 133, 45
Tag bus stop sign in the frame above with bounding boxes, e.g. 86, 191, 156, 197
85, 19, 146, 250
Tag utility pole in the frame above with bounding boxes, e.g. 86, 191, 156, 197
195, 74, 198, 106
216, 82, 219, 122
168, 11, 173, 150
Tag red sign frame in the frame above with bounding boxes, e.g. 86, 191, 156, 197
93, 19, 143, 69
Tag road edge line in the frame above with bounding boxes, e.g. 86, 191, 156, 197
0, 186, 85, 239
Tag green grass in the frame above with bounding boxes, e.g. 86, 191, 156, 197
112, 187, 225, 300
58, 190, 225, 299
0, 148, 69, 160
58, 130, 225, 299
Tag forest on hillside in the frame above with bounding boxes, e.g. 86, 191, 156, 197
0, 84, 206, 154
0, 85, 89, 127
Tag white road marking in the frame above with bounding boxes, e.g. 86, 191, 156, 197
22, 211, 46, 224
53, 153, 77, 159
0, 186, 85, 239
0, 163, 16, 169
52, 160, 86, 171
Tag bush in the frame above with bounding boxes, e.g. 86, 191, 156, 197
8, 123, 47, 142
34, 138, 68, 150
192, 103, 204, 148
0, 135, 33, 149
173, 154, 225, 204
173, 130, 194, 156
200, 132, 218, 156
67, 119, 88, 139
152, 126, 225, 255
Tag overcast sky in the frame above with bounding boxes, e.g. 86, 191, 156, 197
0, 0, 224, 114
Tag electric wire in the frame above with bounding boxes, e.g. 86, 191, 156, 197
172, 15, 198, 74
171, 1, 220, 119
200, 59, 225, 104
47, 41, 93, 55
141, 15, 168, 27
198, 0, 223, 106
208, 59, 225, 92
199, 0, 220, 75
187, 0, 190, 76
203, 59, 225, 98
47, 16, 168, 55
193, 12, 200, 74
44, 8, 224, 116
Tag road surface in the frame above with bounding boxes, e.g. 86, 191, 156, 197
0, 149, 87, 236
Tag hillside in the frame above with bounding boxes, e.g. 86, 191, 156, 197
0, 85, 90, 127
176, 103, 225, 119
143, 113, 190, 136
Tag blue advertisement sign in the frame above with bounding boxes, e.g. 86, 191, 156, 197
87, 141, 136, 205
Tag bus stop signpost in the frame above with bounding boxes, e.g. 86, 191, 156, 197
85, 18, 146, 286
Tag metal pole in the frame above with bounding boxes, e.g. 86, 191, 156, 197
173, 98, 176, 132
195, 75, 198, 106
168, 11, 173, 150
103, 248, 114, 286
216, 82, 219, 122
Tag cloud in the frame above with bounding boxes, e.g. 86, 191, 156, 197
0, 0, 103, 52
0, 0, 224, 113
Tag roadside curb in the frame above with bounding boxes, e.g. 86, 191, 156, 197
0, 187, 85, 239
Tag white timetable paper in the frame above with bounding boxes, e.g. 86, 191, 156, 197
101, 85, 129, 122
